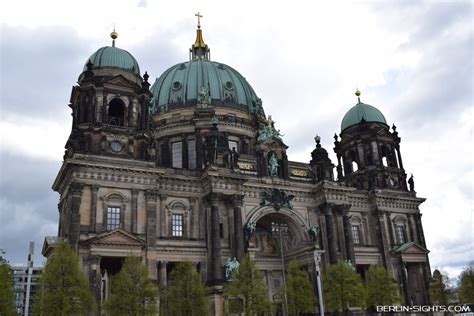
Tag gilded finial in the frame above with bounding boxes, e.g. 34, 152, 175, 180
195, 11, 203, 29
110, 27, 118, 47
355, 88, 361, 103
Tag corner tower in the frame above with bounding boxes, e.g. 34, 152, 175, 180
65, 31, 152, 161
334, 90, 408, 191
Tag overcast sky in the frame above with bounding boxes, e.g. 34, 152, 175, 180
0, 0, 472, 281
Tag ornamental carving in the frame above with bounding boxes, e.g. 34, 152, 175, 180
260, 189, 294, 211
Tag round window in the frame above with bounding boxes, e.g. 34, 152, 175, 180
225, 81, 234, 90
110, 140, 123, 153
172, 81, 182, 91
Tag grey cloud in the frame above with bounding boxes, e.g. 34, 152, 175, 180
0, 25, 90, 118
0, 153, 60, 265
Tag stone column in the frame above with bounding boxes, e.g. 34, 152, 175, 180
232, 195, 245, 261
386, 211, 395, 247
159, 261, 168, 288
341, 205, 355, 264
90, 185, 99, 232
414, 213, 427, 248
321, 203, 338, 264
131, 189, 138, 234
87, 255, 101, 311
208, 193, 223, 284
145, 190, 158, 248
159, 193, 168, 238
395, 144, 404, 170
318, 212, 330, 267
375, 209, 393, 275
69, 182, 84, 248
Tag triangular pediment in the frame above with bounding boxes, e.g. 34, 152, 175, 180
392, 241, 429, 254
104, 75, 135, 88
82, 229, 145, 247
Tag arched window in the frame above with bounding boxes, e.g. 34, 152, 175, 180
352, 161, 359, 172
107, 99, 125, 126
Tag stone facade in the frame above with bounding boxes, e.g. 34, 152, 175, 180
43, 26, 431, 315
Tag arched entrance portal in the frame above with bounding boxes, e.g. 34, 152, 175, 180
245, 208, 314, 308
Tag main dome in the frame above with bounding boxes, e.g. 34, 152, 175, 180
150, 59, 262, 114
83, 46, 140, 75
341, 102, 387, 131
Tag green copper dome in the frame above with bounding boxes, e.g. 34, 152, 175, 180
341, 102, 387, 131
84, 46, 140, 75
150, 59, 264, 115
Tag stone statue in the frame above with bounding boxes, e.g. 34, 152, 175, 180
408, 174, 415, 192
308, 225, 320, 243
268, 153, 279, 176
197, 85, 211, 106
224, 257, 240, 281
257, 115, 284, 142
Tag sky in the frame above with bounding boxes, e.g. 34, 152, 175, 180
0, 0, 472, 281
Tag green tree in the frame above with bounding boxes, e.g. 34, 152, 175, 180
429, 269, 451, 305
0, 258, 18, 316
458, 265, 474, 304
103, 256, 159, 316
224, 255, 271, 316
366, 266, 399, 309
322, 260, 366, 313
166, 261, 209, 316
32, 241, 95, 316
285, 259, 315, 315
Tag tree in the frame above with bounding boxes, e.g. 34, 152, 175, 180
429, 269, 451, 305
366, 266, 399, 309
32, 241, 95, 316
458, 265, 474, 304
0, 258, 18, 316
166, 261, 209, 316
224, 255, 271, 316
103, 256, 159, 316
285, 259, 315, 315
322, 260, 366, 313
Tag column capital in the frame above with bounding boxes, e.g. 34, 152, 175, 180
206, 192, 221, 205
91, 184, 100, 193
145, 189, 160, 201
335, 204, 351, 216
69, 182, 84, 196
231, 194, 244, 207
132, 189, 139, 197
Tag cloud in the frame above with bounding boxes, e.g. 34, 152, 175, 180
0, 1, 472, 279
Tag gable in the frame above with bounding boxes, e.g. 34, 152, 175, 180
82, 229, 145, 248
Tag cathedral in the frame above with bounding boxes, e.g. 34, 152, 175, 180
42, 16, 431, 315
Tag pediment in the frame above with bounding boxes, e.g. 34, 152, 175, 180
392, 241, 429, 255
104, 75, 134, 88
82, 229, 145, 247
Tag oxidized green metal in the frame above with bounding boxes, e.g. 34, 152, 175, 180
341, 102, 387, 131
149, 59, 262, 114
83, 46, 140, 75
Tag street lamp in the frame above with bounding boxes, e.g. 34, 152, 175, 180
272, 222, 289, 316
313, 250, 324, 316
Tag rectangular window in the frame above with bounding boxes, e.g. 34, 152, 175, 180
106, 207, 121, 230
172, 141, 182, 168
228, 140, 239, 153
395, 225, 406, 244
188, 139, 196, 170
351, 225, 361, 244
172, 214, 183, 237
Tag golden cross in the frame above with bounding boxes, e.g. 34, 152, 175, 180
195, 12, 203, 28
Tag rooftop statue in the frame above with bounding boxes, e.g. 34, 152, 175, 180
257, 115, 284, 142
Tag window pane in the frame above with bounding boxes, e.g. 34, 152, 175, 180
188, 139, 196, 170
396, 225, 406, 244
351, 225, 361, 244
172, 142, 182, 168
172, 214, 183, 237
107, 207, 120, 230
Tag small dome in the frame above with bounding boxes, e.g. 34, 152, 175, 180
150, 59, 263, 115
341, 102, 387, 131
84, 46, 140, 75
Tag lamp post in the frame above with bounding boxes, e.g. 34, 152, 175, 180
272, 222, 289, 316
313, 250, 324, 316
